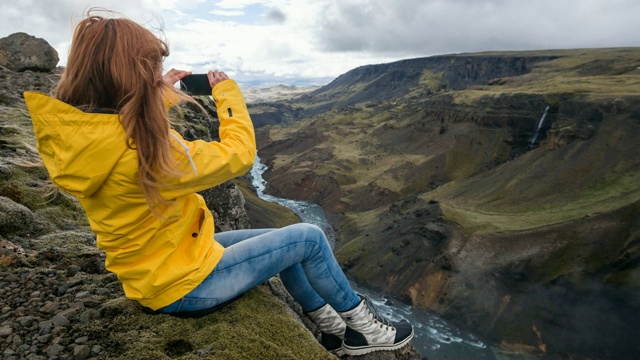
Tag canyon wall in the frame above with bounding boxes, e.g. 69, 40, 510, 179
253, 48, 640, 359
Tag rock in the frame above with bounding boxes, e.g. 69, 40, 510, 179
0, 238, 36, 267
66, 277, 84, 288
51, 314, 70, 328
200, 181, 251, 232
80, 297, 101, 308
0, 196, 35, 236
57, 307, 80, 319
95, 288, 110, 296
57, 283, 69, 296
197, 346, 213, 356
37, 320, 53, 333
79, 309, 99, 323
0, 325, 13, 336
17, 315, 40, 327
11, 334, 23, 346
25, 353, 46, 360
39, 301, 60, 314
36, 334, 51, 343
67, 265, 81, 277
3, 348, 16, 357
72, 344, 91, 359
0, 32, 58, 72
75, 291, 90, 299
46, 343, 64, 357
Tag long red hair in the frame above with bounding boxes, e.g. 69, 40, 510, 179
56, 11, 184, 210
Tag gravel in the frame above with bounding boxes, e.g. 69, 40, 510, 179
0, 268, 122, 360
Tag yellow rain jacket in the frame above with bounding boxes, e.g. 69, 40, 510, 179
24, 80, 256, 310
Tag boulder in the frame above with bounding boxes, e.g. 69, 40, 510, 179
200, 181, 251, 232
0, 196, 35, 235
0, 32, 58, 72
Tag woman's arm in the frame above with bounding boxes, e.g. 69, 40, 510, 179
160, 77, 256, 198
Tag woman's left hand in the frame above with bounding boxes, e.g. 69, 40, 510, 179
163, 68, 192, 86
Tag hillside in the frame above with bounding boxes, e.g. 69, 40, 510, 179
252, 48, 640, 359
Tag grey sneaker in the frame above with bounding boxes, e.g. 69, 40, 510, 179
339, 295, 414, 356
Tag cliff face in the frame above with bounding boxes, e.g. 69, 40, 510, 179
250, 54, 557, 124
255, 48, 640, 359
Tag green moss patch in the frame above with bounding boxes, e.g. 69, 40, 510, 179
235, 178, 300, 229
77, 286, 335, 360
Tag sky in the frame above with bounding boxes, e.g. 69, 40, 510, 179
1, 0, 639, 85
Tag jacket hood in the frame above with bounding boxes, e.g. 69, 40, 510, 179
24, 91, 129, 198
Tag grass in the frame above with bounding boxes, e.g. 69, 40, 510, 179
234, 178, 300, 229
0, 107, 40, 164
418, 69, 446, 93
450, 48, 640, 106
430, 170, 640, 234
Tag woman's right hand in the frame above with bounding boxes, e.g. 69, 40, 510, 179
163, 68, 192, 86
208, 70, 229, 88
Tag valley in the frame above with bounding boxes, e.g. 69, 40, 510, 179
249, 48, 640, 359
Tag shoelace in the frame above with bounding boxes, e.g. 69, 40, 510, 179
361, 295, 395, 331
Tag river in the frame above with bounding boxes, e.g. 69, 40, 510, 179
250, 156, 502, 359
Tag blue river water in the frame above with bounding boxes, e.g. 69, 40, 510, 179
250, 156, 504, 359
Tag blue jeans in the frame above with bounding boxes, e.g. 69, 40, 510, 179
159, 223, 360, 314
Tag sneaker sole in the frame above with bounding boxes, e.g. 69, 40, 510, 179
342, 328, 414, 356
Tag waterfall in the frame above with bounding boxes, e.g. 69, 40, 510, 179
529, 106, 550, 146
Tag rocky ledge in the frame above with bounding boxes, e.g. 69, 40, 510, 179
0, 32, 421, 360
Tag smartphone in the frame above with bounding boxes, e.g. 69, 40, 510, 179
180, 74, 212, 96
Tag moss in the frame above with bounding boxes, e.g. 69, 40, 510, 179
0, 195, 35, 235
605, 267, 640, 286
0, 165, 62, 211
34, 205, 89, 229
418, 69, 445, 93
235, 178, 300, 229
0, 162, 88, 238
29, 230, 97, 254
80, 286, 334, 360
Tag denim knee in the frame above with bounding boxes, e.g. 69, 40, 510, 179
289, 223, 324, 240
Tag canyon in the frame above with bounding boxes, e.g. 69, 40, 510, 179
250, 48, 640, 359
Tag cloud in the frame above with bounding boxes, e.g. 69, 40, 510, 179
209, 10, 245, 17
266, 8, 287, 24
313, 0, 640, 56
212, 0, 268, 10
0, 0, 638, 84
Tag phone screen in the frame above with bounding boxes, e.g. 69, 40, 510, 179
180, 74, 212, 96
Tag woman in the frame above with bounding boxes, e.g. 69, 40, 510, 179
24, 12, 413, 356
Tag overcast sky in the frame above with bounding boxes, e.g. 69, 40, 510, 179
2, 0, 639, 85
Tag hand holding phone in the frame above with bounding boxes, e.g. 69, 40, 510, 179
180, 71, 229, 96
180, 74, 212, 96
163, 68, 192, 86
207, 70, 228, 87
